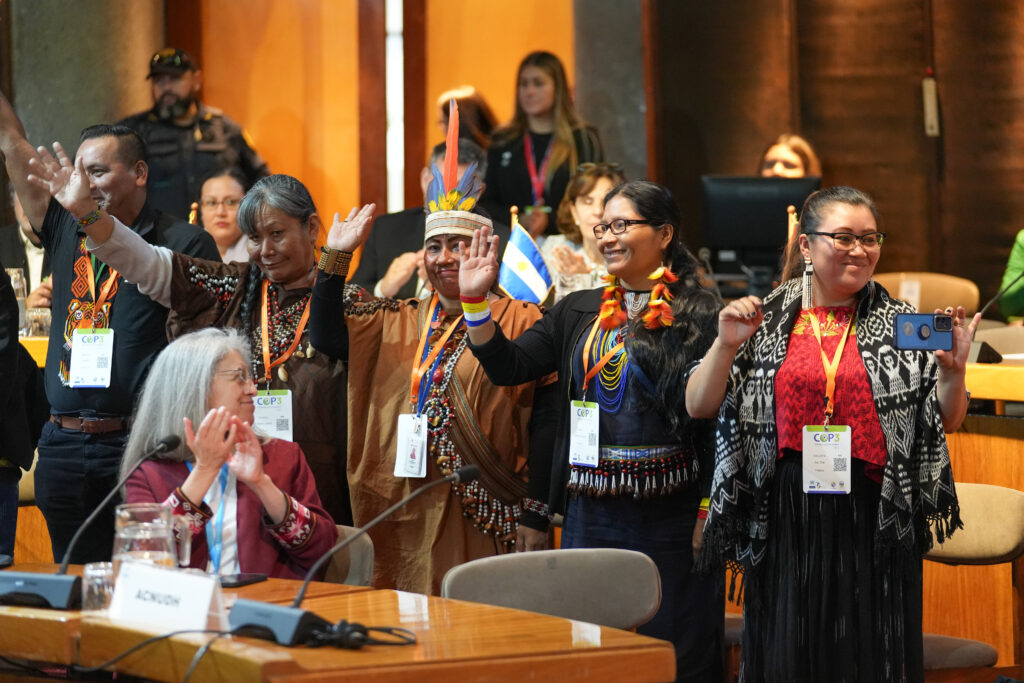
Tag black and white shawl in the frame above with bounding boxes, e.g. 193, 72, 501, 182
701, 278, 961, 578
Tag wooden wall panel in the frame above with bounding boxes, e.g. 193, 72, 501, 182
796, 0, 931, 275
932, 3, 1024, 306
648, 0, 797, 247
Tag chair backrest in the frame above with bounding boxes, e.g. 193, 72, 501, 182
440, 548, 661, 630
974, 325, 1024, 355
322, 525, 375, 586
873, 272, 980, 315
926, 483, 1024, 565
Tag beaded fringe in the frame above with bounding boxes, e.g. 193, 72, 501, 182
453, 480, 519, 551
567, 452, 697, 499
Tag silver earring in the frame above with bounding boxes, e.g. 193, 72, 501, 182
801, 254, 813, 309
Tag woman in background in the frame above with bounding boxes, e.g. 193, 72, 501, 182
123, 328, 337, 579
540, 162, 625, 302
199, 170, 249, 263
758, 133, 821, 178
481, 51, 602, 238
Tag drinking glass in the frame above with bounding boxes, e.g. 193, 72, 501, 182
24, 307, 50, 337
5, 268, 26, 332
113, 503, 191, 575
82, 561, 115, 611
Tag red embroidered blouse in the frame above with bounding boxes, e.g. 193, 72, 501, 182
775, 307, 888, 482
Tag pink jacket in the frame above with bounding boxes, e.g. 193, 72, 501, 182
125, 439, 338, 579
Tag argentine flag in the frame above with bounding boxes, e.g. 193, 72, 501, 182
499, 222, 553, 303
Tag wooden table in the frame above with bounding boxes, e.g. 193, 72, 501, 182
0, 569, 675, 682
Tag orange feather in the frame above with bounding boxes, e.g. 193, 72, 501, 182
443, 98, 459, 193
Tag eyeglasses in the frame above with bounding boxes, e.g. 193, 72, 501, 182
805, 231, 886, 251
593, 219, 653, 239
215, 367, 252, 384
200, 198, 243, 210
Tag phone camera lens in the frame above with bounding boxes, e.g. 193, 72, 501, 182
918, 325, 931, 340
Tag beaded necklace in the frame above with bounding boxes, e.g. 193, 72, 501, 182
250, 282, 311, 384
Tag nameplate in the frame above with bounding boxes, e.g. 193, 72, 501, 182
109, 562, 226, 632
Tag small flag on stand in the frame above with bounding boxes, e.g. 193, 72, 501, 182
499, 206, 553, 304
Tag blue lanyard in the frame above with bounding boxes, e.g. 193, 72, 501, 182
185, 462, 230, 573
415, 301, 448, 414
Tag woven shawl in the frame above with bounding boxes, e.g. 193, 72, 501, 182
701, 278, 961, 577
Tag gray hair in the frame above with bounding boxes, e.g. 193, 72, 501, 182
236, 174, 317, 239
429, 138, 487, 178
120, 328, 252, 480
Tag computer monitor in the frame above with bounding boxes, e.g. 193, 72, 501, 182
700, 175, 821, 277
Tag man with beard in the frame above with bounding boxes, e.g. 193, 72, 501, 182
0, 88, 219, 563
118, 48, 269, 217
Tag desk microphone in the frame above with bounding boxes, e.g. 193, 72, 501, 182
228, 464, 481, 646
697, 248, 722, 300
0, 435, 180, 609
966, 270, 1024, 363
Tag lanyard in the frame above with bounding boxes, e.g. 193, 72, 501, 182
409, 294, 464, 410
185, 462, 230, 573
580, 316, 625, 395
523, 133, 554, 207
260, 279, 311, 383
81, 238, 119, 328
806, 310, 854, 426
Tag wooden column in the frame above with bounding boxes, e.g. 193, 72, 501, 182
358, 0, 387, 210
403, 0, 426, 208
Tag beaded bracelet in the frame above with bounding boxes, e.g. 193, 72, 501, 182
318, 247, 352, 276
76, 208, 101, 228
521, 497, 550, 519
697, 496, 710, 520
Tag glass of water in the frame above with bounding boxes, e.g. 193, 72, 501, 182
113, 503, 191, 575
82, 561, 115, 611
5, 268, 26, 333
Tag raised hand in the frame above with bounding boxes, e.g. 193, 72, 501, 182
936, 306, 980, 375
326, 203, 376, 252
227, 419, 264, 486
551, 245, 590, 275
458, 226, 500, 299
717, 295, 764, 350
183, 407, 236, 473
26, 142, 95, 217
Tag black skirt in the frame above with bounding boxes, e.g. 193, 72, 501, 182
741, 454, 924, 683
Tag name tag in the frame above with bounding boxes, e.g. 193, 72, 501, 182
802, 425, 852, 494
252, 389, 293, 441
69, 328, 114, 388
109, 562, 227, 632
394, 414, 428, 478
568, 400, 599, 468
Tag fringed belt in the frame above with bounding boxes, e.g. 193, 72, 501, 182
568, 446, 697, 499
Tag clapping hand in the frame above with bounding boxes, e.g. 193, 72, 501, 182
458, 226, 500, 299
717, 295, 764, 350
326, 203, 376, 252
183, 407, 237, 473
551, 245, 590, 275
227, 418, 265, 486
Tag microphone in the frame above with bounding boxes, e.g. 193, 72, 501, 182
228, 464, 481, 646
977, 269, 1024, 321
697, 248, 722, 300
0, 435, 180, 609
965, 270, 1024, 364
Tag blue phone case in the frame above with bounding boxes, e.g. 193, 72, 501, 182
894, 313, 953, 351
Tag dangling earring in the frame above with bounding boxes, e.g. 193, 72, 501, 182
642, 266, 678, 329
598, 275, 627, 330
801, 253, 814, 309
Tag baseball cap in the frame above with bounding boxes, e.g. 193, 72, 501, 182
147, 48, 197, 79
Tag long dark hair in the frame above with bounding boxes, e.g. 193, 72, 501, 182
236, 175, 318, 335
780, 185, 879, 281
605, 180, 721, 439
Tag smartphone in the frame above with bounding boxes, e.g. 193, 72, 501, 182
894, 313, 953, 351
219, 572, 268, 588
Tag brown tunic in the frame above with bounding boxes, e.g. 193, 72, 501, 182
165, 255, 350, 525
344, 292, 544, 595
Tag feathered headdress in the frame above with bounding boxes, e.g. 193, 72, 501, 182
424, 98, 490, 241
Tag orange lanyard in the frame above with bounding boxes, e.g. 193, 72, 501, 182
259, 279, 311, 383
806, 310, 854, 426
581, 316, 625, 394
82, 238, 119, 328
409, 294, 464, 407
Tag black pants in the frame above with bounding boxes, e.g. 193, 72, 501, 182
34, 421, 126, 564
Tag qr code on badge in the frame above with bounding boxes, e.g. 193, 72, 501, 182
833, 458, 848, 472
97, 357, 109, 369
276, 418, 289, 431
588, 433, 597, 447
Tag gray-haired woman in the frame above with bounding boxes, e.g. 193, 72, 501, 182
36, 168, 374, 526
123, 328, 337, 579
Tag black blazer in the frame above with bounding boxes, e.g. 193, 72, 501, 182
0, 265, 46, 470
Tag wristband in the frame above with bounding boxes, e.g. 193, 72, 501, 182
318, 247, 352, 276
461, 294, 491, 324
464, 310, 492, 327
697, 508, 708, 520
699, 497, 710, 511
76, 208, 102, 228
